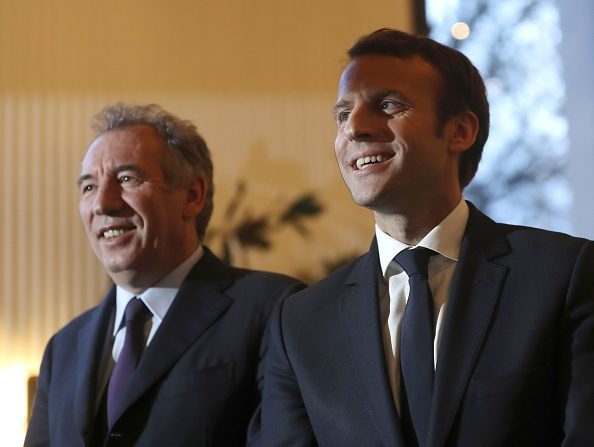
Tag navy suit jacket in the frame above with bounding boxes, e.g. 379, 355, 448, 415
25, 247, 304, 447
262, 204, 594, 446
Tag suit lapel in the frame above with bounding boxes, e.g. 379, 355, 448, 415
74, 287, 116, 445
340, 241, 405, 446
428, 205, 510, 447
109, 249, 234, 425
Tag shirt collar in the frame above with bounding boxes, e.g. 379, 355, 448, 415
376, 199, 469, 278
113, 245, 204, 335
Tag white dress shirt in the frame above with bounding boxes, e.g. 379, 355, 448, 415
376, 199, 469, 413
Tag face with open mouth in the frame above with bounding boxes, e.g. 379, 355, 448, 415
333, 54, 462, 218
78, 125, 199, 290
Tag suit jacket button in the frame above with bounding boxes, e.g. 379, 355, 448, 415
110, 431, 124, 438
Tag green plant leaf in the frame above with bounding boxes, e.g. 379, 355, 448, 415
235, 216, 271, 249
280, 194, 323, 223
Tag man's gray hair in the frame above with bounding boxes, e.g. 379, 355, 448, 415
90, 103, 214, 240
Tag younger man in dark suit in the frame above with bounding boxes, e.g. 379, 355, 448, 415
25, 103, 303, 446
262, 29, 594, 446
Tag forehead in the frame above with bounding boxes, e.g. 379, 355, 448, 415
81, 125, 166, 173
337, 54, 443, 102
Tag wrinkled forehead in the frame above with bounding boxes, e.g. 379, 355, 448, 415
79, 126, 167, 176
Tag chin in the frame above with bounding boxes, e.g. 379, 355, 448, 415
351, 191, 379, 207
102, 258, 136, 274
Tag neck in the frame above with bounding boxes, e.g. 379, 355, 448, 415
112, 240, 200, 294
374, 196, 461, 245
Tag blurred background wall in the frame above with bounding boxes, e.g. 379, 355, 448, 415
0, 0, 415, 441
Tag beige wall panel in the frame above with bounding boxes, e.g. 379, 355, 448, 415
0, 0, 413, 439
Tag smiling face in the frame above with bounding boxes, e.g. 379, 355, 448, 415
78, 125, 202, 292
333, 54, 468, 229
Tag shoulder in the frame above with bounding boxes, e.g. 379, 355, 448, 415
466, 202, 592, 250
42, 287, 114, 351
229, 266, 305, 289
197, 246, 305, 296
467, 203, 594, 277
490, 221, 592, 263
500, 223, 590, 248
224, 268, 307, 315
35, 303, 105, 370
49, 304, 102, 341
499, 225, 594, 282
281, 251, 371, 313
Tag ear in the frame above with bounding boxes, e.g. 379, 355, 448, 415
182, 174, 207, 220
447, 111, 479, 154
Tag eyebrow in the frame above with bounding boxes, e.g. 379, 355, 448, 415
76, 174, 91, 188
76, 164, 142, 188
331, 101, 350, 117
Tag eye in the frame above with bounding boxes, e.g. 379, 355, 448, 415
80, 183, 95, 195
335, 109, 351, 125
380, 100, 408, 114
118, 174, 141, 186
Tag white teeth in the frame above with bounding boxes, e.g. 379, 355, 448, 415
356, 154, 385, 169
103, 228, 129, 239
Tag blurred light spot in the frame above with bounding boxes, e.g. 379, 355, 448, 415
485, 77, 503, 95
451, 22, 471, 40
0, 364, 27, 445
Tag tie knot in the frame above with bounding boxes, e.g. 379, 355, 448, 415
124, 298, 150, 324
394, 247, 434, 277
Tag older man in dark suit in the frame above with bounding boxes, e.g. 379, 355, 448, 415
262, 29, 594, 446
25, 103, 303, 446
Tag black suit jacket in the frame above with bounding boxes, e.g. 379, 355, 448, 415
262, 204, 594, 446
25, 247, 304, 447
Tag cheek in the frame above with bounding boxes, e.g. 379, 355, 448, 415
133, 198, 173, 229
123, 193, 153, 215
334, 135, 347, 158
79, 202, 91, 225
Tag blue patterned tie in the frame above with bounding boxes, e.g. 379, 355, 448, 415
395, 247, 435, 447
107, 298, 151, 427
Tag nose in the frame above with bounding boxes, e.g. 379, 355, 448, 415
92, 181, 124, 216
344, 104, 381, 142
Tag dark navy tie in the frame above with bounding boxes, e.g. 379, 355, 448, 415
395, 247, 435, 447
107, 298, 151, 427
